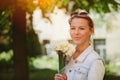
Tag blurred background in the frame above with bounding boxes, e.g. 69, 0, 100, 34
0, 0, 120, 80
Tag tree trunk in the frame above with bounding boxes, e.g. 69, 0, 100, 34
12, 6, 29, 80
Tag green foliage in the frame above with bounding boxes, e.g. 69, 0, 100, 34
38, 0, 57, 14
0, 50, 13, 72
0, 10, 12, 52
56, 0, 70, 9
29, 69, 56, 80
0, 0, 120, 14
32, 0, 120, 14
104, 62, 120, 80
26, 30, 42, 57
74, 0, 89, 11
0, 50, 13, 61
70, 0, 120, 13
105, 63, 120, 75
29, 56, 58, 70
93, 0, 118, 13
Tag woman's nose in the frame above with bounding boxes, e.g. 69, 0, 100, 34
75, 29, 79, 34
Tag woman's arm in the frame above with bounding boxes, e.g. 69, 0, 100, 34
88, 60, 105, 80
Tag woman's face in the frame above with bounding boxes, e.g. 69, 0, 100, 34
70, 18, 93, 45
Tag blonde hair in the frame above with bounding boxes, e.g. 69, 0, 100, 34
69, 11, 94, 29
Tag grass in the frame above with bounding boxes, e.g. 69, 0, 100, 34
29, 68, 57, 80
0, 68, 57, 80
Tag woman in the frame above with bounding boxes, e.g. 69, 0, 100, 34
54, 11, 105, 80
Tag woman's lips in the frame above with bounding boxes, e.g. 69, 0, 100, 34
73, 37, 80, 40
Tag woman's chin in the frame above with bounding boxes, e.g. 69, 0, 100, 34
73, 41, 80, 44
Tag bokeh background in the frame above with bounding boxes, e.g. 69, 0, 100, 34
0, 0, 120, 80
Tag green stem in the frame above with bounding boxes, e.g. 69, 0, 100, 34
58, 51, 66, 71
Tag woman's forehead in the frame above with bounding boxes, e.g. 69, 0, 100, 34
71, 18, 89, 24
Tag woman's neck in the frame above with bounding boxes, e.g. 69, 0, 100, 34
72, 43, 90, 60
76, 43, 90, 53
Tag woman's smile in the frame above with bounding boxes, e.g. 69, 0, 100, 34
73, 36, 81, 40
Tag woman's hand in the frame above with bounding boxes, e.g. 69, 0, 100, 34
54, 74, 67, 80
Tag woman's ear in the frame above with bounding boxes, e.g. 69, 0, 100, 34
91, 27, 94, 35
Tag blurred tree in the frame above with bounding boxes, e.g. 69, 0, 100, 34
0, 10, 12, 52
0, 0, 34, 80
55, 0, 120, 13
12, 5, 29, 80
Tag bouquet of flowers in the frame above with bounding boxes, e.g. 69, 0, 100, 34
51, 40, 75, 71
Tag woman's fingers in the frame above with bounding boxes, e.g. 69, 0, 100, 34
54, 74, 67, 80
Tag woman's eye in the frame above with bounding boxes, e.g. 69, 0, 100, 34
80, 28, 85, 30
70, 27, 75, 30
